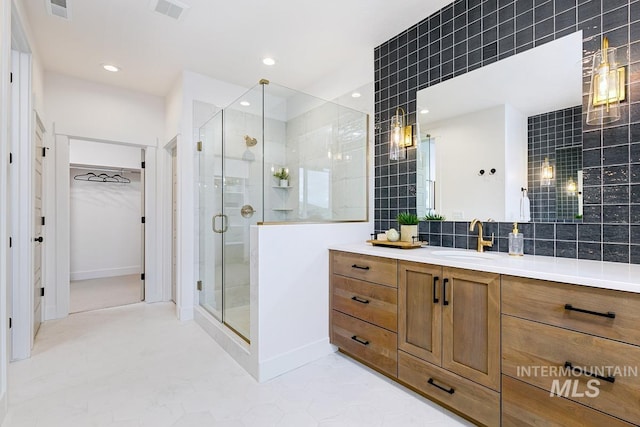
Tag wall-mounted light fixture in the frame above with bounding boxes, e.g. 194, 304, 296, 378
566, 176, 577, 196
541, 157, 553, 186
389, 107, 413, 161
586, 36, 626, 125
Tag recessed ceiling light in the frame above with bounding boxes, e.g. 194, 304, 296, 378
262, 57, 276, 66
420, 109, 430, 114
351, 92, 361, 98
102, 64, 120, 72
240, 101, 250, 106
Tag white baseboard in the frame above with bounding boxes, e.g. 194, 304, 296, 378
70, 266, 140, 281
177, 304, 194, 321
258, 338, 335, 382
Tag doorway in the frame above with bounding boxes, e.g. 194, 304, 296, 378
68, 139, 144, 313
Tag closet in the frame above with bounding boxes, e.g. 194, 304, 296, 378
69, 139, 144, 313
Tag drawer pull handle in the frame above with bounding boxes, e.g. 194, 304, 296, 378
351, 264, 370, 270
442, 278, 449, 306
433, 276, 439, 303
564, 361, 615, 383
351, 335, 369, 346
351, 296, 370, 304
564, 304, 615, 319
427, 378, 455, 394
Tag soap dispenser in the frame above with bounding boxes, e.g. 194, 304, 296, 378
509, 222, 524, 256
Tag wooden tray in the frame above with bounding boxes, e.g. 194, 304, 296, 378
366, 239, 425, 249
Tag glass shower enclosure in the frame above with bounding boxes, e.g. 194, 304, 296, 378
197, 81, 368, 342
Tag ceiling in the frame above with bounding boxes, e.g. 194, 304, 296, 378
22, 0, 452, 98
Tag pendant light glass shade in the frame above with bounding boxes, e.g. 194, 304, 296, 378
541, 157, 553, 186
389, 107, 414, 161
389, 110, 405, 160
586, 37, 625, 126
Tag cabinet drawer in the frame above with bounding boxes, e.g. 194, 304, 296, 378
503, 375, 634, 427
502, 275, 640, 346
398, 351, 500, 427
503, 315, 640, 425
332, 275, 397, 332
331, 251, 397, 287
331, 310, 397, 377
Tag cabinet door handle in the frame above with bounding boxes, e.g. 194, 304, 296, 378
351, 264, 370, 270
564, 304, 615, 319
564, 361, 615, 383
427, 378, 455, 394
442, 278, 449, 306
351, 335, 369, 346
351, 296, 370, 304
433, 276, 439, 303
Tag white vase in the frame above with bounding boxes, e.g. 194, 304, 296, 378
400, 224, 418, 243
279, 179, 289, 187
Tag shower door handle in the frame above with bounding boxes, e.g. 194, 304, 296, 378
212, 213, 229, 233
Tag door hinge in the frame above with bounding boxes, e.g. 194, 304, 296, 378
141, 161, 145, 169
42, 147, 47, 157
9, 152, 12, 164
9, 237, 12, 248
10, 72, 12, 83
196, 141, 203, 152
197, 280, 202, 291
40, 288, 44, 297
9, 318, 12, 329
141, 273, 145, 281
141, 216, 145, 224
42, 216, 46, 226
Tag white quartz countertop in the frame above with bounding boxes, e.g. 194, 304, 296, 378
329, 243, 640, 294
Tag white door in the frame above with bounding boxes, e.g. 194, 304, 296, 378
33, 118, 45, 338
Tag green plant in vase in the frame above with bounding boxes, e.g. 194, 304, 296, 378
273, 168, 289, 187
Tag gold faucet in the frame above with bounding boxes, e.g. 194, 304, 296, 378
470, 219, 494, 252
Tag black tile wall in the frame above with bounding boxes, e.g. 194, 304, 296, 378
375, 0, 640, 264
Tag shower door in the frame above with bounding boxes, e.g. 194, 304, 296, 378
198, 91, 262, 342
198, 112, 223, 322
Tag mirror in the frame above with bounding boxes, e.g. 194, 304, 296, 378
416, 31, 583, 222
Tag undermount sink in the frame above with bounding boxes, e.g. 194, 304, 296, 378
429, 250, 499, 260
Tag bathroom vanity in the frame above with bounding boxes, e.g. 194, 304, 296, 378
329, 244, 640, 427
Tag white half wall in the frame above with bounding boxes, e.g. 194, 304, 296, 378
254, 222, 371, 381
69, 168, 142, 281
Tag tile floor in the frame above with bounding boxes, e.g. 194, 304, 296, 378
4, 302, 473, 427
70, 274, 142, 313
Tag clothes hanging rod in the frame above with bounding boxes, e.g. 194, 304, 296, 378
69, 163, 141, 174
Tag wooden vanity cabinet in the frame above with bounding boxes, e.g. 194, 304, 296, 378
502, 276, 640, 426
397, 261, 501, 426
329, 251, 398, 377
398, 261, 501, 391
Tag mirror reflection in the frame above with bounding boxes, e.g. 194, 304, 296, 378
416, 31, 583, 222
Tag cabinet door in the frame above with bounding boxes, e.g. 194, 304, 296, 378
398, 261, 442, 365
442, 267, 500, 391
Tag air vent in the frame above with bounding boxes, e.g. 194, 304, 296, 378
152, 0, 189, 20
46, 0, 71, 20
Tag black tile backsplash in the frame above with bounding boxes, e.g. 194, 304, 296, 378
374, 0, 640, 264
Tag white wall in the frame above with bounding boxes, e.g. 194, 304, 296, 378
44, 72, 164, 146
70, 168, 142, 281
45, 74, 165, 319
504, 104, 528, 221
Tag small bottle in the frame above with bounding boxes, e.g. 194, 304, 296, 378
509, 222, 524, 256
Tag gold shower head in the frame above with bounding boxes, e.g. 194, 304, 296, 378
244, 135, 257, 147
